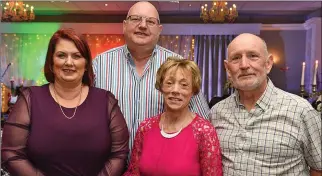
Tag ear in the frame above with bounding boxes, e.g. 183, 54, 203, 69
123, 20, 127, 34
224, 59, 232, 80
158, 24, 163, 35
265, 54, 274, 74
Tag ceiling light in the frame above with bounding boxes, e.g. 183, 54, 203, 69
2, 1, 36, 22
200, 1, 238, 23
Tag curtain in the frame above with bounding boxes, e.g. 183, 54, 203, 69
158, 35, 194, 60
0, 33, 50, 87
193, 35, 235, 101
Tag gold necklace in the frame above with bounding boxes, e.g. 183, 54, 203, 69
52, 84, 82, 119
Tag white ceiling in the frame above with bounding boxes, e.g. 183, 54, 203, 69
8, 1, 321, 15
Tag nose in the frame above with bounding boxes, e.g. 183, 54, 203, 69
65, 56, 73, 66
239, 55, 250, 70
171, 83, 180, 93
138, 18, 148, 29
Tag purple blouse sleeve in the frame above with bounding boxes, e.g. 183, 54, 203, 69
98, 92, 129, 176
1, 88, 44, 176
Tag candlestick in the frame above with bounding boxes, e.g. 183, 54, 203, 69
301, 62, 305, 86
300, 85, 305, 97
313, 60, 318, 85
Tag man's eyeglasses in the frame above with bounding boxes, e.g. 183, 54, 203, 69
126, 15, 160, 27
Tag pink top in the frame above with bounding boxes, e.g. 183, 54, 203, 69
124, 114, 222, 176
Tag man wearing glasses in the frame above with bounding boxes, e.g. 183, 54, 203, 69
93, 1, 209, 154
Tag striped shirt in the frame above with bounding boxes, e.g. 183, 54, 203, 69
93, 45, 210, 150
211, 79, 322, 176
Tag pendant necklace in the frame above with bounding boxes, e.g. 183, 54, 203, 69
52, 84, 82, 119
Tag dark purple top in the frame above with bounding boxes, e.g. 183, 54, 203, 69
1, 84, 129, 176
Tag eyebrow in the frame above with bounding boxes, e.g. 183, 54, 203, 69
55, 51, 81, 54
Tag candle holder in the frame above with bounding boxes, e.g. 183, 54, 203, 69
300, 85, 306, 97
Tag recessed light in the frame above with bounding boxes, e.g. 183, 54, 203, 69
189, 4, 191, 7
105, 4, 108, 6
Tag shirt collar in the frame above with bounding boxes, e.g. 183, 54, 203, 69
123, 44, 158, 60
233, 78, 276, 111
256, 79, 275, 111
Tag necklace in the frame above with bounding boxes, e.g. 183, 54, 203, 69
52, 84, 82, 119
160, 113, 191, 139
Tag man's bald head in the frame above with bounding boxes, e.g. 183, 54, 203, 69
228, 33, 269, 58
127, 1, 160, 21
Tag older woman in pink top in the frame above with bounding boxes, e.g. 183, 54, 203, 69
124, 57, 222, 176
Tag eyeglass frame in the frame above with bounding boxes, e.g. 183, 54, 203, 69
126, 15, 160, 27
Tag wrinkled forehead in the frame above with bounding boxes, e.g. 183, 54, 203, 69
228, 36, 266, 56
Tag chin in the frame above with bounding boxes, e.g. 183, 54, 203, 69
236, 81, 260, 91
132, 37, 151, 44
61, 77, 79, 83
133, 41, 150, 46
239, 86, 258, 91
166, 103, 190, 112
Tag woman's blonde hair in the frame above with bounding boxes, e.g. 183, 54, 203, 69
155, 56, 201, 95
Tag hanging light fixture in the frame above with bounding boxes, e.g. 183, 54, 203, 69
1, 1, 35, 22
200, 1, 238, 23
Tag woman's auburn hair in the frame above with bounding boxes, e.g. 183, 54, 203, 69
43, 28, 94, 86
